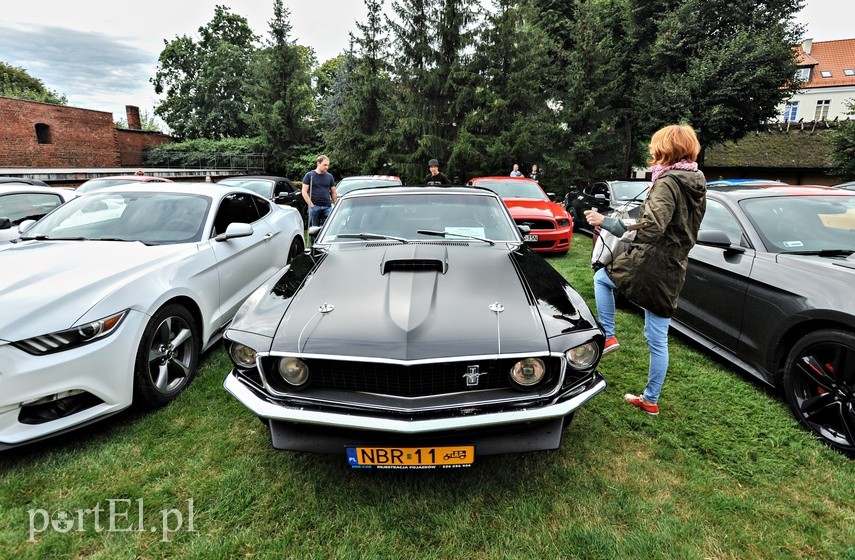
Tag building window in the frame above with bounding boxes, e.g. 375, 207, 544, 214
815, 100, 831, 121
820, 70, 832, 78
794, 67, 810, 81
34, 123, 52, 144
845, 69, 855, 76
783, 101, 799, 122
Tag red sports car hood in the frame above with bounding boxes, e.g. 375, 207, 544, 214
503, 199, 563, 220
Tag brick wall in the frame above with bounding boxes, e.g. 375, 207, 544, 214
0, 97, 170, 168
116, 129, 174, 166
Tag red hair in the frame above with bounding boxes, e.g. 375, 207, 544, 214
648, 124, 701, 166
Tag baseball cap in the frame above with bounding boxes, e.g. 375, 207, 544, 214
428, 159, 439, 167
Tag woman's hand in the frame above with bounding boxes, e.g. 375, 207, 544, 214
584, 210, 604, 227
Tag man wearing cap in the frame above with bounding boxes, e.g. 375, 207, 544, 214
425, 159, 449, 186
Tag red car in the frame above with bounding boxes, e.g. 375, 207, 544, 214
468, 176, 572, 255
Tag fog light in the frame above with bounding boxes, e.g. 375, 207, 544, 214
565, 342, 598, 368
229, 343, 257, 369
510, 358, 545, 387
278, 358, 310, 388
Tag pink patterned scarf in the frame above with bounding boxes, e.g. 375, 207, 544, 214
651, 160, 698, 184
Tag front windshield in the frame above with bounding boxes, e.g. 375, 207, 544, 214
317, 193, 520, 243
217, 179, 274, 198
24, 191, 212, 245
610, 181, 651, 202
743, 195, 855, 254
476, 179, 547, 200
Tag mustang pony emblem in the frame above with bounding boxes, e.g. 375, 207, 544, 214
463, 365, 486, 387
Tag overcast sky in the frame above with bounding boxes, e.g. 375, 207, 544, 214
0, 1, 849, 126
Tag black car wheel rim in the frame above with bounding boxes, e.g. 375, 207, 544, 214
147, 316, 195, 395
789, 341, 855, 450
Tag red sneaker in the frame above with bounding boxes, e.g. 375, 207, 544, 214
624, 393, 659, 415
603, 336, 620, 355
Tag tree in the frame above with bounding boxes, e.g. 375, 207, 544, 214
449, 0, 557, 181
323, 0, 398, 177
152, 5, 258, 140
388, 0, 480, 182
248, 0, 316, 175
0, 61, 67, 104
829, 100, 855, 180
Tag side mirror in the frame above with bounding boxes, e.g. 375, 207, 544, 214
0, 217, 10, 230
18, 219, 37, 233
517, 225, 531, 235
696, 229, 745, 253
215, 222, 253, 242
307, 225, 322, 236
547, 192, 557, 201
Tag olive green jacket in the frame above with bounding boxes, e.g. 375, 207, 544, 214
608, 170, 707, 318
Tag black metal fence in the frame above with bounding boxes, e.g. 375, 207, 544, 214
144, 152, 266, 172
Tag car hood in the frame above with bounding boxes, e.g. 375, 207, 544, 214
269, 244, 549, 361
777, 252, 855, 282
0, 241, 192, 341
504, 199, 564, 219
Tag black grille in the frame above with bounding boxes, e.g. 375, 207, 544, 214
264, 357, 560, 397
515, 219, 554, 230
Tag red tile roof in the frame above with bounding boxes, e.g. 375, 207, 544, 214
795, 38, 855, 88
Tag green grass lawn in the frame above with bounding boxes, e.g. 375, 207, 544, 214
2, 235, 854, 559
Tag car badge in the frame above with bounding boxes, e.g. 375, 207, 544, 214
463, 365, 486, 387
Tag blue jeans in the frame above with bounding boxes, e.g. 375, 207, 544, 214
309, 205, 332, 228
593, 267, 671, 403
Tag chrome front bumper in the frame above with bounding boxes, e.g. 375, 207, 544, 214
224, 370, 606, 435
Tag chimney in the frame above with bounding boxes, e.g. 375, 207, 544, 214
802, 38, 813, 55
126, 105, 142, 130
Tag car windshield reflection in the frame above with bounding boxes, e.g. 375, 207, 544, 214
217, 179, 274, 198
743, 195, 855, 253
475, 179, 547, 200
318, 193, 519, 243
23, 192, 211, 245
610, 181, 651, 202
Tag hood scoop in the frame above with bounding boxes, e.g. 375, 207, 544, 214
381, 244, 449, 275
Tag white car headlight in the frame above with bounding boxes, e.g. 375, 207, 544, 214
12, 310, 128, 355
229, 343, 258, 369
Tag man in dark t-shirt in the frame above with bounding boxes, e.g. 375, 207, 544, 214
425, 158, 449, 186
302, 155, 337, 228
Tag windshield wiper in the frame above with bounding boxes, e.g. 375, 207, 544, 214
417, 229, 495, 245
336, 232, 409, 243
783, 249, 853, 257
19, 235, 86, 241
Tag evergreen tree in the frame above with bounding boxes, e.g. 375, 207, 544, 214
450, 0, 556, 182
388, 0, 480, 182
829, 100, 855, 180
249, 0, 316, 175
324, 0, 398, 177
152, 6, 258, 140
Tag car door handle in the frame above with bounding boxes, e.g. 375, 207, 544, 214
264, 232, 274, 241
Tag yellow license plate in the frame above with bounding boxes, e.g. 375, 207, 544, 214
346, 445, 474, 469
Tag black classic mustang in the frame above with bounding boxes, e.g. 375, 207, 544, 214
223, 186, 607, 468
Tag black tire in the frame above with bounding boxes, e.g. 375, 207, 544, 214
782, 329, 855, 458
133, 304, 200, 408
287, 235, 305, 263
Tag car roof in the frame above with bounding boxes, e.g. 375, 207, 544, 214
221, 175, 290, 181
345, 185, 498, 197
0, 177, 51, 187
469, 176, 538, 182
0, 184, 78, 197
706, 179, 788, 187
339, 175, 401, 181
93, 182, 261, 198
707, 184, 854, 199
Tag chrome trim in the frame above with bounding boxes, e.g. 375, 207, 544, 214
263, 351, 551, 366
254, 352, 572, 409
225, 372, 607, 434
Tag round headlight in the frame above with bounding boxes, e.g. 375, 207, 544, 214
278, 358, 310, 388
509, 358, 546, 387
229, 343, 257, 369
565, 342, 598, 369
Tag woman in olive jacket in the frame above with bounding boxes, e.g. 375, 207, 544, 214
585, 124, 707, 415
